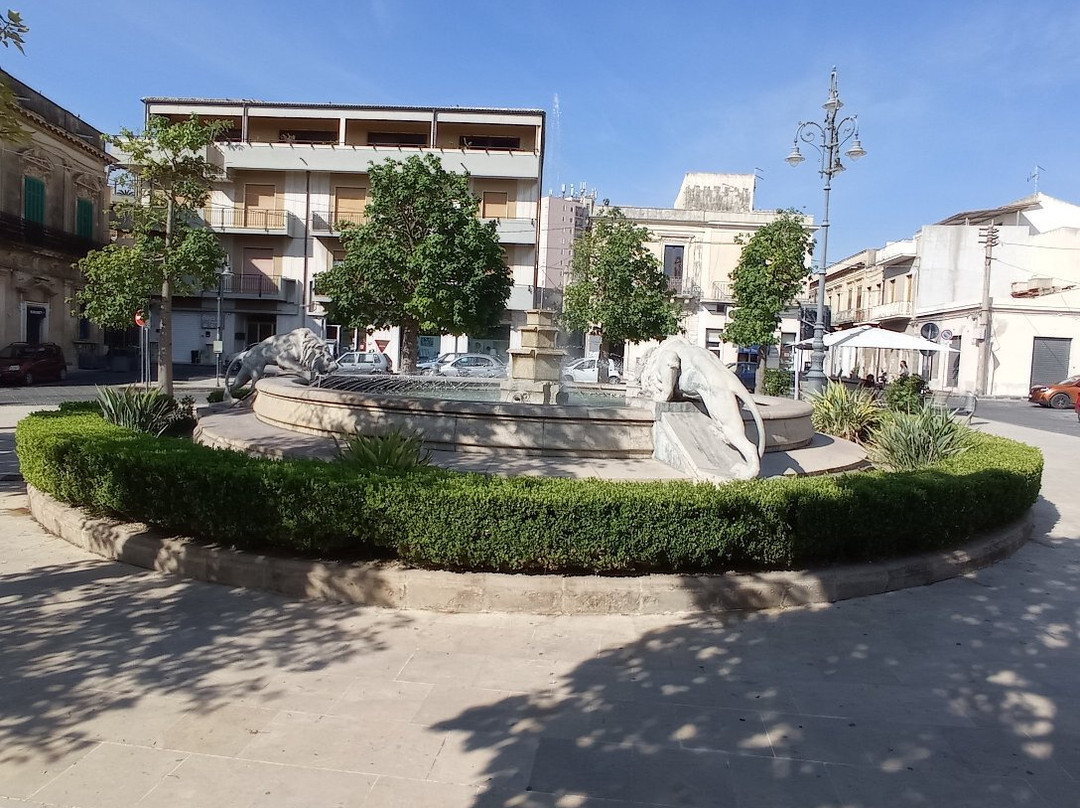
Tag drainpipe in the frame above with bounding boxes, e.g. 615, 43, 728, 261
301, 170, 311, 329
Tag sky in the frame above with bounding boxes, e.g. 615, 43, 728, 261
11, 0, 1080, 263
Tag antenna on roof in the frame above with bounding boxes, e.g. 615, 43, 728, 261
1027, 164, 1045, 193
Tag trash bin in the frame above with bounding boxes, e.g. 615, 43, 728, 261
190, 350, 200, 364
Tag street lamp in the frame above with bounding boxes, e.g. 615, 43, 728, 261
787, 67, 866, 398
214, 257, 233, 387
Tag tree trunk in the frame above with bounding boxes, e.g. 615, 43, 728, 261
754, 354, 766, 395
159, 278, 173, 397
159, 197, 174, 397
399, 316, 419, 374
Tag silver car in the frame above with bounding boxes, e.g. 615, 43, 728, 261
335, 351, 391, 374
438, 353, 506, 378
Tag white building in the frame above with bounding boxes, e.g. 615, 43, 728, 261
817, 192, 1080, 396
142, 98, 544, 367
616, 173, 814, 372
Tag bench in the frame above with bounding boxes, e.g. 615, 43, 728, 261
926, 390, 978, 423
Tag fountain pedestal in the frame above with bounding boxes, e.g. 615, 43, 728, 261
502, 310, 566, 404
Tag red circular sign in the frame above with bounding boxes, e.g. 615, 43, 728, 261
134, 310, 147, 327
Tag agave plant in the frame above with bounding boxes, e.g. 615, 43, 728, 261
333, 428, 432, 471
807, 382, 881, 444
869, 405, 975, 471
96, 385, 183, 436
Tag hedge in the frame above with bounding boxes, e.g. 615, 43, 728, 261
15, 408, 1043, 575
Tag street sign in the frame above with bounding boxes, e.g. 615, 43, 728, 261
134, 310, 147, 327
920, 322, 939, 341
940, 329, 954, 343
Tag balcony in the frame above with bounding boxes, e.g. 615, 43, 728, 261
490, 217, 535, 245
0, 211, 105, 256
833, 308, 861, 325
667, 276, 701, 299
866, 300, 914, 321
311, 210, 365, 234
220, 273, 297, 300
876, 239, 916, 266
210, 142, 541, 180
201, 207, 295, 236
708, 280, 815, 306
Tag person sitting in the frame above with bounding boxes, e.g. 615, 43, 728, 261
863, 373, 877, 388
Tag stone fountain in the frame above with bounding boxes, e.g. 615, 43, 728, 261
501, 309, 566, 404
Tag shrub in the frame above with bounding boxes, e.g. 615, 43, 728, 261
15, 408, 1042, 575
333, 429, 432, 471
96, 386, 186, 437
869, 406, 974, 471
885, 374, 928, 413
764, 369, 794, 398
808, 382, 881, 444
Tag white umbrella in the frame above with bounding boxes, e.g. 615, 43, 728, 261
795, 325, 957, 352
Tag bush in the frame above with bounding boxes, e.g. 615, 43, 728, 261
808, 382, 881, 444
16, 408, 1043, 575
869, 406, 974, 471
333, 429, 432, 471
885, 374, 928, 413
96, 386, 189, 437
764, 369, 794, 398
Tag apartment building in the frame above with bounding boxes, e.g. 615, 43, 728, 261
0, 70, 110, 365
814, 193, 1080, 396
142, 98, 544, 366
616, 172, 814, 372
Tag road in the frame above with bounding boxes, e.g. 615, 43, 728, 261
976, 399, 1080, 438
0, 365, 220, 407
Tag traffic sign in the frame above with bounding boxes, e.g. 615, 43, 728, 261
940, 329, 953, 343
134, 310, 147, 327
920, 322, 939, 341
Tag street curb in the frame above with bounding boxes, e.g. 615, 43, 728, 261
27, 485, 1033, 615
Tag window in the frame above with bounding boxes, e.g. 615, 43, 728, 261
334, 187, 367, 225
23, 176, 44, 224
367, 132, 427, 147
244, 184, 277, 228
663, 245, 685, 280
460, 135, 521, 150
481, 191, 508, 219
76, 198, 94, 239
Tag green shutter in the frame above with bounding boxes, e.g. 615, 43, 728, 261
23, 176, 44, 224
76, 197, 94, 239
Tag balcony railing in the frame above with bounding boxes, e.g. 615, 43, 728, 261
866, 300, 913, 321
709, 280, 816, 306
200, 207, 291, 233
311, 210, 366, 233
667, 276, 701, 298
222, 273, 285, 297
0, 211, 104, 256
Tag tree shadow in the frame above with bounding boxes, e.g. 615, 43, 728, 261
433, 499, 1077, 807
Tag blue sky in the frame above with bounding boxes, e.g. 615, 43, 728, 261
12, 0, 1080, 262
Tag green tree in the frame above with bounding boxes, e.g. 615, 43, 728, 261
562, 208, 680, 377
0, 9, 31, 144
722, 210, 814, 393
76, 114, 228, 395
314, 154, 510, 373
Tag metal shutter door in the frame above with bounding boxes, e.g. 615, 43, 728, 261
1030, 337, 1071, 388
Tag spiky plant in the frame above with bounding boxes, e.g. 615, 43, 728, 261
869, 406, 975, 471
807, 382, 881, 444
96, 385, 182, 436
333, 429, 432, 471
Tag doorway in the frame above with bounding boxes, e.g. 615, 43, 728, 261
25, 304, 46, 345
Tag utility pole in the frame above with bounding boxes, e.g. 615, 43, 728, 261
975, 225, 998, 396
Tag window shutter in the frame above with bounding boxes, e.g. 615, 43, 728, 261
23, 176, 45, 224
76, 198, 94, 239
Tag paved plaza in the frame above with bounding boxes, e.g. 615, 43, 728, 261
0, 403, 1078, 807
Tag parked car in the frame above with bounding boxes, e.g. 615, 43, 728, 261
560, 357, 623, 384
418, 352, 467, 375
0, 342, 67, 385
1028, 376, 1080, 409
438, 353, 506, 378
335, 351, 392, 375
727, 361, 757, 390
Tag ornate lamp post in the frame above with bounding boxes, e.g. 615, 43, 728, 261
786, 68, 866, 397
214, 257, 232, 387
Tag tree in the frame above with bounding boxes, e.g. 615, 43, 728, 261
562, 208, 680, 377
722, 209, 814, 393
314, 153, 510, 374
0, 9, 31, 144
76, 115, 228, 396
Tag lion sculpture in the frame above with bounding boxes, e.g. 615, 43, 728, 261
637, 336, 766, 480
224, 328, 336, 402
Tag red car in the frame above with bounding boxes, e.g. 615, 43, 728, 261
1029, 376, 1080, 409
0, 342, 67, 385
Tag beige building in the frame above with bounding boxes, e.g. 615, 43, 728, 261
617, 172, 814, 372
143, 98, 544, 366
0, 70, 110, 367
815, 193, 1080, 396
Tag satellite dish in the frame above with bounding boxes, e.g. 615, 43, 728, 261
920, 322, 940, 341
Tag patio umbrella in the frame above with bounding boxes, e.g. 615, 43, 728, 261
795, 325, 957, 352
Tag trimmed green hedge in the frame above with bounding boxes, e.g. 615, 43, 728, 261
15, 409, 1043, 574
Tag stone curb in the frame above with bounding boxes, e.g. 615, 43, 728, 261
27, 485, 1033, 615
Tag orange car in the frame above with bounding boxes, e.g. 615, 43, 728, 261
1028, 376, 1080, 409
